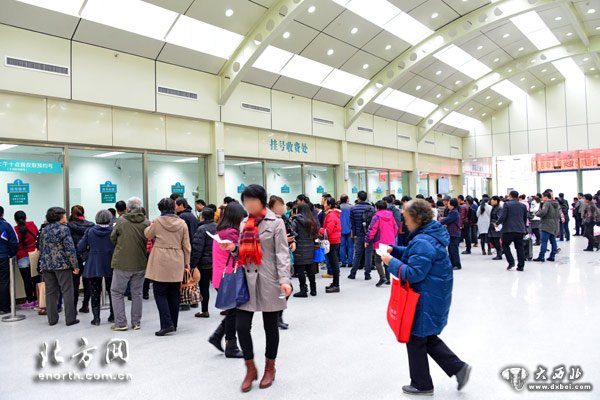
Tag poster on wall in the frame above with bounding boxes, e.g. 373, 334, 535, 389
0, 159, 62, 174
7, 179, 29, 205
100, 181, 118, 204
237, 184, 246, 194
533, 151, 580, 171
281, 184, 290, 194
171, 182, 185, 196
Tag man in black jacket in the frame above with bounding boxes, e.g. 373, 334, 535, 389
497, 191, 528, 271
176, 198, 199, 241
190, 208, 217, 318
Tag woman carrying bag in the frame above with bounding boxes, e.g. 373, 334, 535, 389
219, 185, 292, 393
319, 197, 341, 293
380, 199, 471, 396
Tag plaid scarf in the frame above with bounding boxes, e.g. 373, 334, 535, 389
239, 208, 267, 266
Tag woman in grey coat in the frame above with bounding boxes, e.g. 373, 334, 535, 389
220, 185, 292, 393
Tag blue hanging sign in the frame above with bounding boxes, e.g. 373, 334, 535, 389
100, 181, 118, 204
351, 186, 358, 194
281, 184, 290, 194
237, 184, 246, 194
316, 185, 325, 194
171, 182, 185, 196
7, 179, 30, 205
376, 187, 383, 194
397, 187, 403, 194
0, 159, 62, 174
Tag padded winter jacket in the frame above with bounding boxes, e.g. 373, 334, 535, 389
365, 210, 398, 249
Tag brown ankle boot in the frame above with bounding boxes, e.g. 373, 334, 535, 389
241, 360, 257, 393
259, 358, 276, 389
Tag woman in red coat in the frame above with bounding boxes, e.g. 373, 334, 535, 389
14, 211, 39, 308
319, 197, 341, 293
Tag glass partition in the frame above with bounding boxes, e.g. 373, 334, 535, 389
265, 162, 302, 203
304, 165, 335, 198
348, 167, 367, 198
539, 171, 578, 198
0, 144, 64, 226
224, 159, 264, 201
367, 169, 388, 201
418, 173, 429, 197
68, 149, 143, 218
389, 171, 404, 198
582, 169, 600, 195
147, 154, 206, 220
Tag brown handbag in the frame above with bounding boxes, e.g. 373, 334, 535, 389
180, 269, 201, 305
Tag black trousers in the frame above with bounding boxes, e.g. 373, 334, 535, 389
574, 216, 582, 235
199, 268, 212, 312
327, 244, 340, 287
531, 228, 540, 244
583, 222, 596, 250
73, 258, 91, 309
461, 226, 471, 251
489, 236, 502, 256
406, 335, 466, 391
295, 263, 315, 290
89, 277, 113, 315
0, 258, 10, 312
44, 269, 77, 325
236, 309, 279, 361
153, 281, 181, 330
143, 278, 151, 297
479, 233, 488, 252
17, 264, 36, 303
502, 232, 525, 268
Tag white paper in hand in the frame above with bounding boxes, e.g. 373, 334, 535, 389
206, 231, 233, 244
376, 243, 388, 257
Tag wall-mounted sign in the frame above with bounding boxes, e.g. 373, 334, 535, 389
237, 184, 246, 194
171, 182, 185, 196
533, 151, 580, 172
316, 185, 325, 194
375, 187, 383, 194
100, 181, 118, 204
397, 187, 403, 194
0, 159, 62, 174
269, 138, 309, 154
281, 184, 290, 194
7, 179, 29, 205
351, 186, 358, 194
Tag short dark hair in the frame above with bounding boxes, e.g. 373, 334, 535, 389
175, 198, 189, 209
340, 195, 349, 204
385, 196, 393, 204
115, 201, 126, 212
322, 193, 331, 198
449, 198, 459, 208
357, 191, 367, 201
217, 202, 246, 231
268, 195, 284, 209
14, 210, 26, 224
325, 197, 336, 208
46, 207, 66, 224
195, 199, 206, 206
241, 184, 267, 207
206, 203, 217, 211
201, 208, 215, 221
223, 196, 234, 204
170, 193, 181, 201
509, 190, 519, 199
542, 191, 552, 199
158, 197, 176, 214
415, 194, 425, 199
108, 208, 116, 217
585, 193, 593, 201
559, 193, 564, 198
375, 200, 387, 211
457, 195, 465, 201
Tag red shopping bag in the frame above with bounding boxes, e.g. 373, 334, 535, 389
387, 277, 420, 343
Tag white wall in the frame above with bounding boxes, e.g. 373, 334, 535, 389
224, 162, 263, 201
495, 154, 537, 196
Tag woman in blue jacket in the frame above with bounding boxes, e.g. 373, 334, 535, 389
381, 199, 471, 396
77, 210, 115, 326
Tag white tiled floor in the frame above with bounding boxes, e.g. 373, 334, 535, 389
1, 236, 599, 399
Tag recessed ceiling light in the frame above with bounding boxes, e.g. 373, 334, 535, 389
94, 151, 124, 158
308, 5, 316, 13
416, 85, 422, 90
351, 27, 358, 34
486, 95, 491, 100
431, 12, 439, 19
482, 112, 487, 116
436, 70, 442, 75
477, 45, 483, 50
566, 32, 573, 36
507, 68, 513, 72
282, 31, 290, 39
327, 48, 334, 56
498, 101, 503, 106
225, 8, 234, 17
555, 16, 562, 21
493, 57, 500, 63
550, 77, 556, 81
454, 101, 459, 105
541, 68, 547, 72
503, 33, 510, 38
362, 63, 369, 69
596, 26, 600, 30
530, 85, 536, 89
588, 8, 596, 14
455, 80, 461, 85
584, 57, 589, 61
530, 59, 535, 63
518, 47, 524, 52
468, 107, 474, 111
385, 44, 392, 50
520, 77, 525, 81
436, 93, 442, 98
591, 67, 596, 71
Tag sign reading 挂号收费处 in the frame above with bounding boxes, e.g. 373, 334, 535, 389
0, 160, 62, 174
100, 181, 118, 204
7, 179, 30, 205
269, 138, 309, 154
171, 182, 185, 196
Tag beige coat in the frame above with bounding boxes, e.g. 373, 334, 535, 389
144, 214, 191, 283
237, 209, 292, 313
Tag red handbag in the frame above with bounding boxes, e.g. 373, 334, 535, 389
387, 275, 420, 343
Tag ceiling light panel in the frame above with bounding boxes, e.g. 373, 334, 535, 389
166, 15, 244, 59
434, 44, 491, 79
333, 0, 433, 45
552, 58, 584, 80
510, 11, 560, 50
321, 69, 369, 96
16, 0, 84, 16
491, 80, 527, 101
280, 54, 334, 86
81, 0, 178, 41
252, 46, 294, 74
374, 88, 436, 117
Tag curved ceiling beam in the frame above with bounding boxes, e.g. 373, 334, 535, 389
218, 0, 307, 105
343, 0, 565, 129
416, 37, 600, 142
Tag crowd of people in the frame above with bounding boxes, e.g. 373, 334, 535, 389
1, 183, 598, 395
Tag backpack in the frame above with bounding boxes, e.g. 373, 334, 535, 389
362, 207, 375, 233
468, 206, 478, 224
